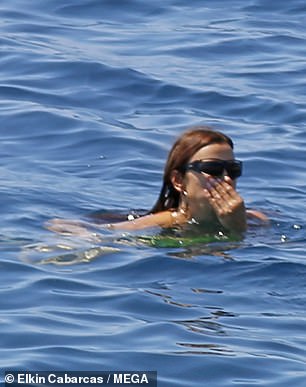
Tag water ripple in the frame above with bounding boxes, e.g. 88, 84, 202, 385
1, 1, 306, 386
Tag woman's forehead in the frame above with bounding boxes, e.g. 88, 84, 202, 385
189, 143, 234, 162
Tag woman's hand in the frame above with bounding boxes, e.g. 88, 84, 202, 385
46, 218, 101, 242
204, 175, 247, 233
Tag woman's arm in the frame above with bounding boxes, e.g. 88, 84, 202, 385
46, 206, 269, 239
109, 211, 174, 230
46, 211, 175, 237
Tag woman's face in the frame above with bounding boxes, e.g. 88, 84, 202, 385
181, 143, 236, 219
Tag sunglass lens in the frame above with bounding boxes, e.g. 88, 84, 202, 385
226, 162, 242, 179
202, 163, 224, 176
199, 162, 224, 176
186, 160, 242, 179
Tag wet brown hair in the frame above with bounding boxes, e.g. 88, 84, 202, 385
150, 126, 234, 213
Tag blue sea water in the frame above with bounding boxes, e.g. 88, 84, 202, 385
1, 0, 306, 386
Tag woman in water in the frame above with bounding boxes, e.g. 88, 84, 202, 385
49, 126, 267, 237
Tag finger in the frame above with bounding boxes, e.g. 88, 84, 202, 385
213, 178, 241, 201
206, 178, 231, 203
204, 186, 231, 215
211, 179, 232, 200
205, 183, 223, 207
224, 175, 235, 188
205, 178, 243, 216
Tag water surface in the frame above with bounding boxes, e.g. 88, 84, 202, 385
1, 1, 306, 386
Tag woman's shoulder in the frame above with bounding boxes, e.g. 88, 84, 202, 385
246, 209, 269, 224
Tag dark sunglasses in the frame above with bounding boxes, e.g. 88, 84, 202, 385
184, 159, 243, 180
